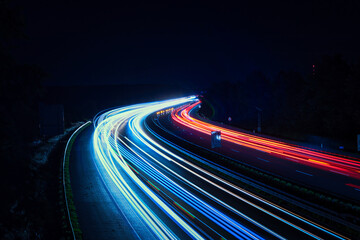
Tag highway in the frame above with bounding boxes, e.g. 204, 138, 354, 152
167, 101, 360, 202
69, 96, 356, 239
69, 124, 155, 240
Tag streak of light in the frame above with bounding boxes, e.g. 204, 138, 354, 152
92, 96, 347, 240
171, 102, 360, 180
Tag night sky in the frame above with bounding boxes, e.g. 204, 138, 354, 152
12, 0, 360, 87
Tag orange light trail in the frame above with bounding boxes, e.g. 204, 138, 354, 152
171, 101, 360, 180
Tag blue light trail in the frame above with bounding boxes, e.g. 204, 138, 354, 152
92, 96, 346, 240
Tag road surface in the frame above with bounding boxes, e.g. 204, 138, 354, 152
69, 124, 155, 240
68, 96, 353, 239
165, 102, 360, 202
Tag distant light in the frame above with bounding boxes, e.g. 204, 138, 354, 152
228, 116, 232, 122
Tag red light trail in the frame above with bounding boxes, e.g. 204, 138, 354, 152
171, 101, 360, 180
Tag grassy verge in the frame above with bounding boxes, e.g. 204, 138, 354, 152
62, 121, 91, 239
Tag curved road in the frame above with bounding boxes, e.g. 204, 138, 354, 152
167, 102, 360, 201
69, 96, 355, 239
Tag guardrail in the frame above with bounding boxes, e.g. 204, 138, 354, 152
63, 121, 91, 239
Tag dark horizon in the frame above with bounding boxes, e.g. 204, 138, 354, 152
8, 0, 360, 87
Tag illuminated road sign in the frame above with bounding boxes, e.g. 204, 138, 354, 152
211, 131, 221, 148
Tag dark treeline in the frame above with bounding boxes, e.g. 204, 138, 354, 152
0, 2, 50, 238
199, 55, 360, 150
0, 3, 190, 238
0, 1, 48, 237
0, 2, 182, 239
42, 84, 190, 126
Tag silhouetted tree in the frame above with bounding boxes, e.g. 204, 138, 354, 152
200, 55, 360, 147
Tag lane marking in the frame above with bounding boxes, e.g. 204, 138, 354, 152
256, 157, 269, 162
330, 170, 349, 176
231, 149, 239, 153
200, 137, 204, 140
286, 157, 299, 163
254, 149, 267, 153
296, 170, 313, 177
